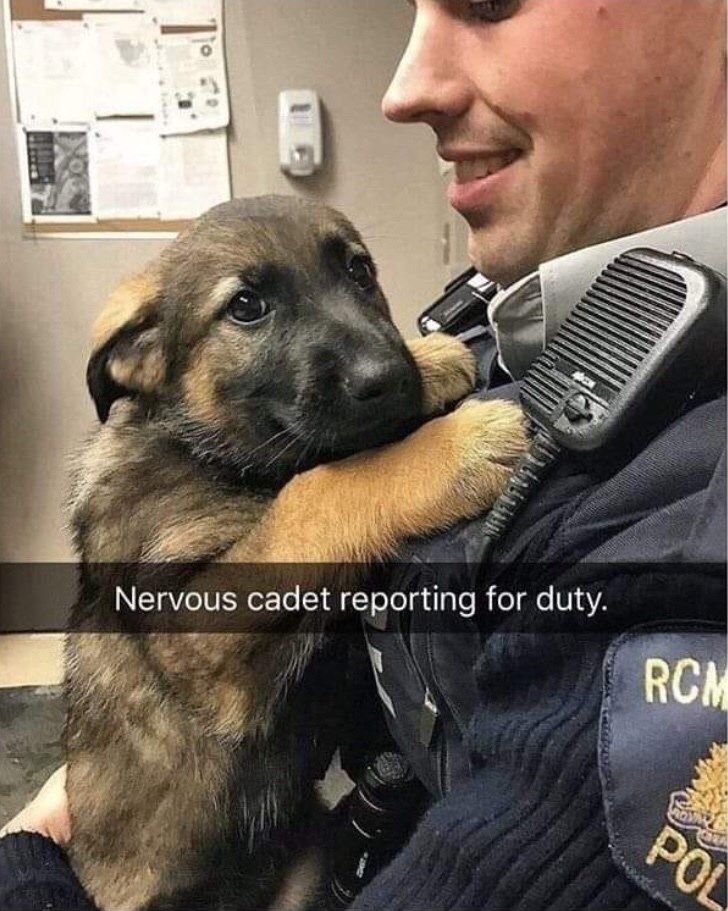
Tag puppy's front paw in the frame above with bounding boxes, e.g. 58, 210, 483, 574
406, 333, 477, 414
448, 399, 528, 508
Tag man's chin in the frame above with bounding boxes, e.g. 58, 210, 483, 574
466, 222, 540, 288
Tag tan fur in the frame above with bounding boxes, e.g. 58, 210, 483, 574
182, 348, 226, 426
91, 269, 161, 350
107, 328, 165, 395
208, 275, 244, 313
67, 197, 528, 911
406, 333, 478, 415
70, 353, 525, 911
251, 398, 525, 564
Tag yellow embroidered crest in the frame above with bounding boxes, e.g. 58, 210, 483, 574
668, 743, 728, 854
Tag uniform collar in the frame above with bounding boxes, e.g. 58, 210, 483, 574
488, 208, 728, 379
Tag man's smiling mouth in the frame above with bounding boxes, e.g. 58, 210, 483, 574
443, 148, 523, 213
452, 149, 522, 182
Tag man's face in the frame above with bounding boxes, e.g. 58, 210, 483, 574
383, 0, 727, 286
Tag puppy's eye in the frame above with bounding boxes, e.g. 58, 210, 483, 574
227, 289, 271, 326
347, 254, 376, 292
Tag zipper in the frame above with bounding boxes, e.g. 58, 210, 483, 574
382, 562, 446, 790
419, 686, 440, 748
422, 638, 456, 794
394, 563, 444, 751
421, 685, 448, 797
424, 624, 471, 734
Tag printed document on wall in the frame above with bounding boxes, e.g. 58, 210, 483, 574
95, 121, 160, 218
146, 0, 221, 26
17, 125, 95, 222
85, 14, 158, 116
45, 0, 143, 10
12, 21, 92, 124
155, 31, 229, 135
159, 131, 230, 219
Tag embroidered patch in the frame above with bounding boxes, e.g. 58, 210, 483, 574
600, 625, 727, 911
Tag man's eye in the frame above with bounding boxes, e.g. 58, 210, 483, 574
347, 254, 376, 291
468, 0, 521, 22
226, 289, 271, 326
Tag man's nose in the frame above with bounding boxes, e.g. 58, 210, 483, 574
382, 3, 470, 125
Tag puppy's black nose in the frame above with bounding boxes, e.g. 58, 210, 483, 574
343, 358, 406, 402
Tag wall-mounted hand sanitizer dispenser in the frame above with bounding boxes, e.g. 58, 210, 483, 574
279, 90, 323, 178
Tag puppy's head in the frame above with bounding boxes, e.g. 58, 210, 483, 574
88, 196, 423, 481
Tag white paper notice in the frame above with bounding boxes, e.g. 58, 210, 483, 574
45, 0, 143, 10
12, 21, 93, 124
146, 0, 221, 26
155, 31, 229, 135
94, 120, 160, 218
85, 14, 158, 116
159, 131, 230, 219
18, 125, 95, 222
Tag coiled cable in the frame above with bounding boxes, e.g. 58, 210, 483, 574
478, 425, 562, 562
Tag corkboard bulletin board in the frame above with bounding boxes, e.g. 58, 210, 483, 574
8, 0, 220, 237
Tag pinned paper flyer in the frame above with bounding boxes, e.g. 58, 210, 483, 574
12, 21, 93, 125
94, 121, 160, 219
18, 125, 96, 222
158, 130, 230, 219
155, 31, 229, 135
85, 14, 158, 117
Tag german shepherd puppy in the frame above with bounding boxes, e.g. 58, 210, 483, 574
65, 195, 526, 911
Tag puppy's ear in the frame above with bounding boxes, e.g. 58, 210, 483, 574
87, 268, 165, 422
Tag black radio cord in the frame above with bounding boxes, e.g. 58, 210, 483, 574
478, 426, 562, 563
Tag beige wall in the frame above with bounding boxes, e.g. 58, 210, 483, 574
0, 0, 445, 564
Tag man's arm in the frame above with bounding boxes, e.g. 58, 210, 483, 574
0, 832, 96, 910
0, 766, 96, 910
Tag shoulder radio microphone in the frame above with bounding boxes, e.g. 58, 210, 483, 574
478, 247, 726, 559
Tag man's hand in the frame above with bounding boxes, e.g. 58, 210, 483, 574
0, 765, 71, 848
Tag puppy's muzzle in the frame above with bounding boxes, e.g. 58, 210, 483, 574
324, 351, 421, 454
342, 355, 413, 403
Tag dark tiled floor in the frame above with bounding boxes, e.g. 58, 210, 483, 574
0, 686, 65, 824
